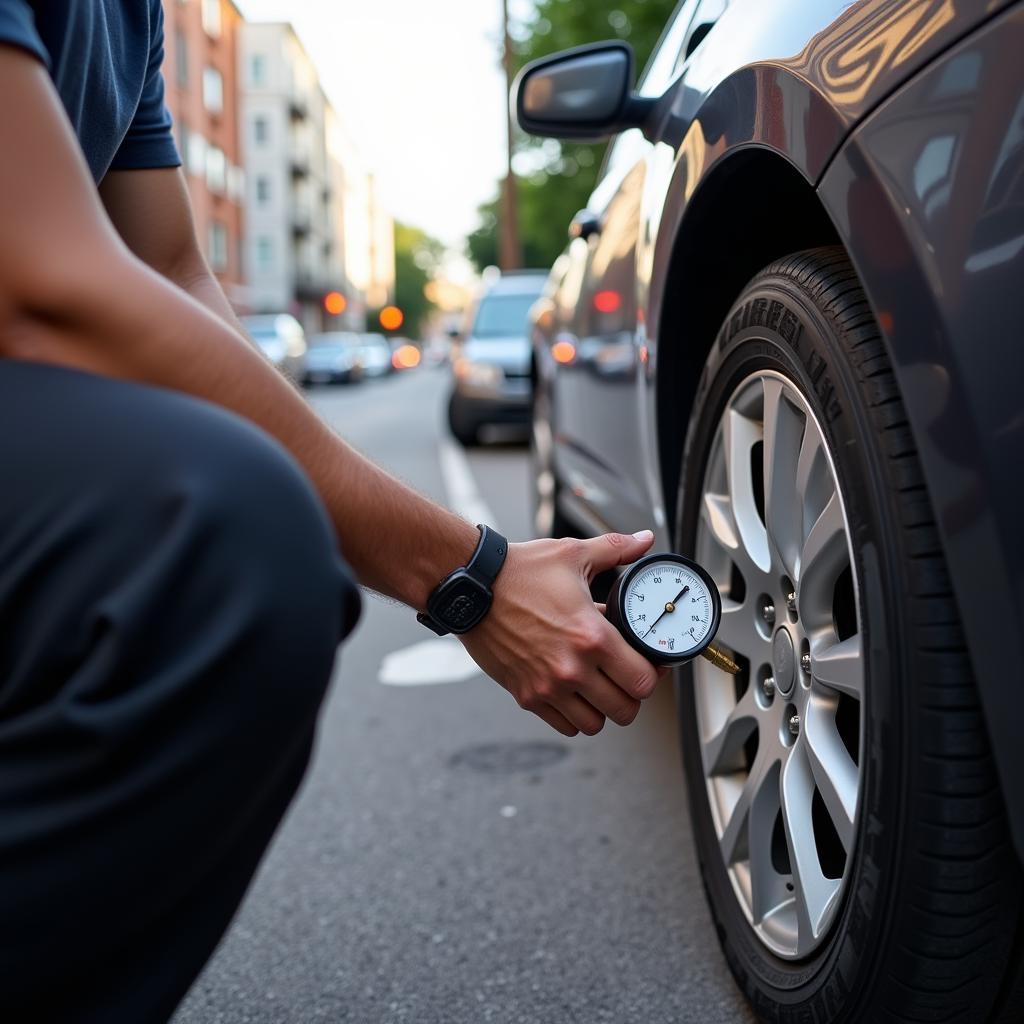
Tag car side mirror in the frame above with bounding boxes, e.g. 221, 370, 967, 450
513, 41, 656, 141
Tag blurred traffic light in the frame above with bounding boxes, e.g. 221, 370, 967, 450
551, 339, 576, 364
324, 291, 347, 315
379, 306, 404, 331
594, 290, 621, 314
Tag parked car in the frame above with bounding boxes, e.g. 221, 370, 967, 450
240, 313, 307, 384
447, 271, 547, 445
356, 333, 393, 378
516, 2, 1024, 1021
303, 332, 364, 385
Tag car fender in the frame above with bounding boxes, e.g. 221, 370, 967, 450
817, 4, 1024, 861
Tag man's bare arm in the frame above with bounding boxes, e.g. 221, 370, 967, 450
98, 166, 246, 333
0, 47, 660, 737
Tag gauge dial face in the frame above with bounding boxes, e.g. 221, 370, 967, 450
621, 557, 718, 660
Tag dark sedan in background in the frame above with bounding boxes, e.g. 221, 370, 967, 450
447, 271, 547, 445
516, 1, 1024, 1021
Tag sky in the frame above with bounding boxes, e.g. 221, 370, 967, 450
238, 0, 532, 248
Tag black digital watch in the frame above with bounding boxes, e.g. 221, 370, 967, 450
416, 524, 508, 636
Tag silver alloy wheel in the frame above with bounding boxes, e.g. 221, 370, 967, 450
694, 369, 864, 960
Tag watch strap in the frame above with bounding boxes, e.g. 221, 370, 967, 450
417, 524, 508, 636
465, 524, 508, 586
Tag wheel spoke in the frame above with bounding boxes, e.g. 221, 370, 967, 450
716, 598, 764, 659
794, 421, 826, 533
702, 684, 759, 776
723, 407, 771, 573
797, 492, 848, 628
812, 634, 863, 699
701, 491, 740, 553
804, 693, 858, 851
720, 749, 777, 866
781, 747, 842, 952
762, 379, 804, 579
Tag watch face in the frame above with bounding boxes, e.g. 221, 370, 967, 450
432, 574, 489, 632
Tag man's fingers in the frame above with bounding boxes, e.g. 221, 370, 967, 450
577, 670, 642, 728
595, 618, 660, 700
553, 693, 607, 736
534, 704, 580, 737
578, 530, 654, 577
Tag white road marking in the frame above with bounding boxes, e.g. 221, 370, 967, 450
378, 636, 484, 687
437, 436, 499, 530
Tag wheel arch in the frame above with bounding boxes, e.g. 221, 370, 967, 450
651, 146, 841, 538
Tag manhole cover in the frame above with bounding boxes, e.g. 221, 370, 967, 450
448, 741, 569, 774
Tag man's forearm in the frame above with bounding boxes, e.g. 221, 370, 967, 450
177, 266, 249, 337
4, 250, 477, 608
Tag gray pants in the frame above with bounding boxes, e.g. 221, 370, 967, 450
0, 361, 361, 1021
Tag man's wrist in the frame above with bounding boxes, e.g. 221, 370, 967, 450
416, 524, 509, 635
408, 516, 480, 612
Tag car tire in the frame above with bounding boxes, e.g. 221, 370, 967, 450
530, 381, 575, 539
675, 246, 1022, 1022
447, 392, 480, 447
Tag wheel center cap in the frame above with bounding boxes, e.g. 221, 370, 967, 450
772, 628, 796, 696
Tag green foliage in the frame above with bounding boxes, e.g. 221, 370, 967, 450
389, 221, 442, 337
467, 0, 678, 272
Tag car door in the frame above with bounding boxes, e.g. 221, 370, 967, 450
551, 0, 718, 535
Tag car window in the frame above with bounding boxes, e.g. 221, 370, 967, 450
638, 0, 701, 98
599, 0, 700, 183
472, 294, 542, 339
676, 0, 729, 71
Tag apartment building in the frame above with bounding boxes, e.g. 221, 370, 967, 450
239, 22, 395, 332
238, 23, 332, 330
162, 0, 246, 307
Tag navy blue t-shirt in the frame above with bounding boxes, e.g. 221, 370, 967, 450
0, 0, 180, 182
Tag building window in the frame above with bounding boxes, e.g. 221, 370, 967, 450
177, 121, 190, 167
201, 0, 221, 38
256, 176, 271, 203
202, 67, 223, 114
257, 237, 274, 269
253, 116, 268, 144
208, 222, 228, 272
186, 131, 207, 177
174, 30, 188, 88
206, 145, 227, 193
250, 54, 266, 86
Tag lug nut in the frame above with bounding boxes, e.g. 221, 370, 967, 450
787, 591, 797, 614
762, 675, 776, 699
801, 652, 811, 675
761, 602, 776, 628
789, 713, 801, 737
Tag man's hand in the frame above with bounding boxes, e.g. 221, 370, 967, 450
461, 530, 663, 737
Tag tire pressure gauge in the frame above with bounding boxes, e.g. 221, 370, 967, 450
605, 553, 738, 673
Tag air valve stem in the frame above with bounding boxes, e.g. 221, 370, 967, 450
699, 644, 739, 675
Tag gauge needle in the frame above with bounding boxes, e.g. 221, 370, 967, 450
643, 586, 688, 639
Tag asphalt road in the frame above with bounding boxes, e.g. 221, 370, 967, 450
172, 368, 756, 1024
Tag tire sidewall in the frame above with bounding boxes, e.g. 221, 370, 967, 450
675, 275, 906, 1020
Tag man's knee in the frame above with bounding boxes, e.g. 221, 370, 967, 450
147, 399, 360, 717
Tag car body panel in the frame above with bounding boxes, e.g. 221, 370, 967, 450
542, 0, 1016, 539
532, 0, 1024, 857
818, 5, 1024, 857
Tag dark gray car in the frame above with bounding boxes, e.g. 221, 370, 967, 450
517, 2, 1024, 1021
447, 271, 547, 445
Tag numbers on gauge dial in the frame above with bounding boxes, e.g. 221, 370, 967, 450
624, 562, 713, 656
